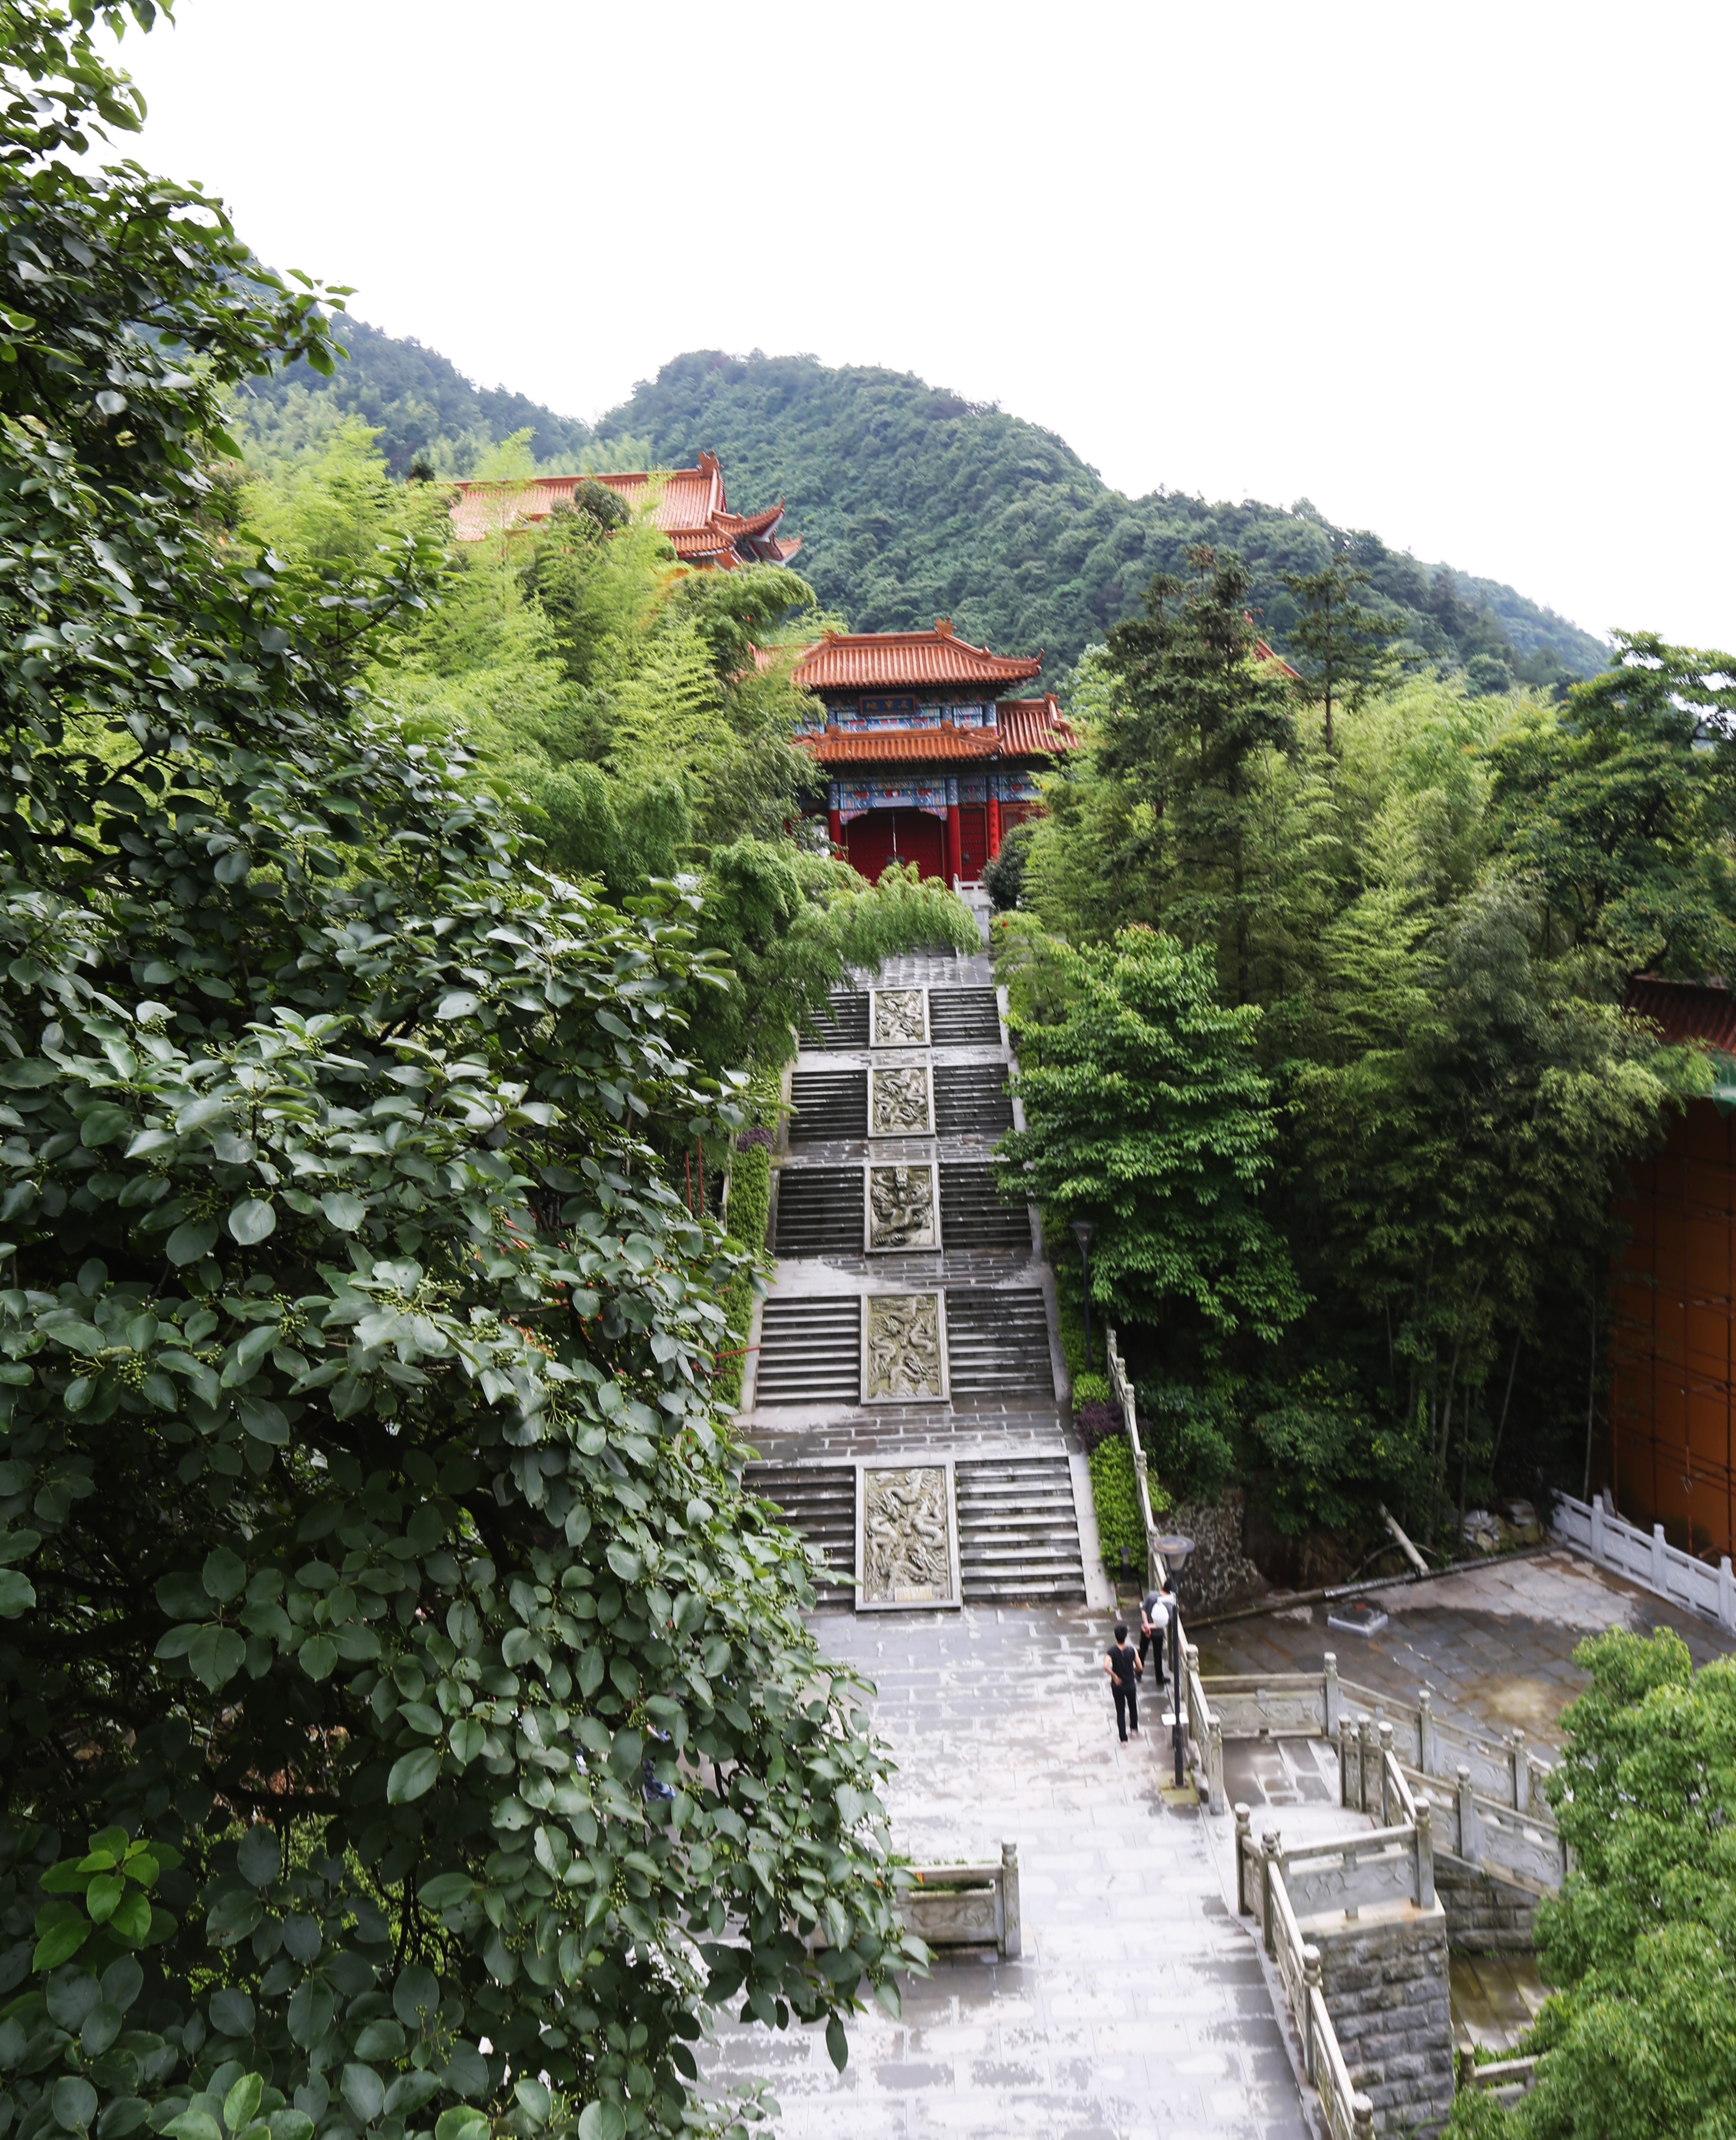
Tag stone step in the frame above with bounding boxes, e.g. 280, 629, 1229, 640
747, 1460, 855, 1606
755, 1297, 860, 1404
956, 1456, 1087, 1603
789, 1069, 866, 1144
927, 987, 1003, 1044
774, 1166, 865, 1255
933, 1062, 1014, 1138
940, 1164, 1033, 1252
944, 1288, 1055, 1399
803, 990, 869, 1048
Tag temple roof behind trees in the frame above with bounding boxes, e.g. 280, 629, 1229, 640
1626, 976, 1736, 1052
791, 620, 1044, 692
448, 451, 799, 566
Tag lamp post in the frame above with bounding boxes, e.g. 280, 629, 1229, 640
1155, 1533, 1196, 1788
1070, 1218, 1097, 1374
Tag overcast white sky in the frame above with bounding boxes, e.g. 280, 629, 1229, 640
105, 1, 1735, 650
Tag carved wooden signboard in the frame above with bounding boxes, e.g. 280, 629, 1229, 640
856, 1461, 960, 1610
868, 1164, 938, 1250
870, 1064, 932, 1135
862, 1291, 946, 1401
871, 988, 928, 1046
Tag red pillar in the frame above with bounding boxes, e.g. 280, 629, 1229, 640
988, 793, 1002, 859
946, 803, 962, 884
828, 807, 844, 856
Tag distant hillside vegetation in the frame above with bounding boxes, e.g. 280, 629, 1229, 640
243, 326, 1609, 682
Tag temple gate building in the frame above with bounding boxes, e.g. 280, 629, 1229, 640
787, 621, 1076, 886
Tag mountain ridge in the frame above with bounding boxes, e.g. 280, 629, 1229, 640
237, 321, 1610, 684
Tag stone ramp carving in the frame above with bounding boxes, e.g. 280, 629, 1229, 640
746, 1453, 1087, 1606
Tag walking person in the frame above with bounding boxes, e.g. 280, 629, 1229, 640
1139, 1581, 1170, 1689
1103, 1622, 1142, 1744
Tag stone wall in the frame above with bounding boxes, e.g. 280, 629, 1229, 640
1170, 1489, 1269, 1616
1313, 1904, 1456, 2138
1435, 1856, 1539, 1954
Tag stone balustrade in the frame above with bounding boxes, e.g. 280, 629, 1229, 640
899, 1841, 1022, 1958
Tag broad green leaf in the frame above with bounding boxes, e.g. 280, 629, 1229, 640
340, 2065, 384, 2125
187, 1624, 246, 1691
203, 1546, 246, 1601
286, 1978, 334, 2048
387, 1747, 440, 1802
297, 1635, 337, 1680
434, 2113, 487, 2140
0, 1569, 36, 1617
53, 2077, 98, 2131
228, 1198, 276, 1244
576, 2104, 625, 2140
319, 1192, 365, 1231
236, 1826, 280, 1888
79, 1104, 132, 1148
33, 1917, 90, 1971
513, 2079, 551, 2126
166, 1219, 219, 1266
224, 2074, 263, 2132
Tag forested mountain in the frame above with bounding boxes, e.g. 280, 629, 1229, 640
246, 323, 1609, 682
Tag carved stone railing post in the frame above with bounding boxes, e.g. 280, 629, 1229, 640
1377, 1721, 1395, 1825
1000, 1840, 1022, 1958
1352, 2092, 1375, 2138
1418, 1686, 1435, 1774
1324, 1650, 1341, 1734
1415, 1798, 1435, 1908
1207, 1716, 1225, 1813
1234, 1802, 1252, 1914
1338, 1714, 1356, 1808
1358, 1716, 1377, 1815
1457, 1762, 1476, 1864
1508, 1728, 1528, 1811
1301, 1944, 1322, 2081
1260, 1830, 1282, 1958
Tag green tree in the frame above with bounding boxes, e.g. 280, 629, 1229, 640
1098, 550, 1297, 1002
1447, 1629, 1736, 2140
1490, 631, 1736, 983
0, 13, 914, 2140
1280, 559, 1400, 752
995, 926, 1304, 1352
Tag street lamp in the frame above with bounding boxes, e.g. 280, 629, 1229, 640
1155, 1532, 1196, 1788
1070, 1217, 1097, 1374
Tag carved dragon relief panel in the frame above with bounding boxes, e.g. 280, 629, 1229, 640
868, 1164, 937, 1250
858, 1465, 957, 1608
870, 1065, 932, 1135
871, 989, 927, 1046
862, 1292, 945, 1401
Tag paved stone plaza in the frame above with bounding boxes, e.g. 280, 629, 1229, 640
1194, 1546, 1736, 1754
703, 1606, 1309, 2140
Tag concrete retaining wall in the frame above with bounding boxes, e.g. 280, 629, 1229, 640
1312, 1903, 1456, 2138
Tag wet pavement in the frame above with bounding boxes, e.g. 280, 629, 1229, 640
702, 1604, 1310, 2139
1192, 1548, 1736, 1755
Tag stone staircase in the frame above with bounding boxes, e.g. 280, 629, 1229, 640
740, 951, 1091, 1607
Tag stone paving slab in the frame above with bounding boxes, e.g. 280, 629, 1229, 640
1194, 1548, 1736, 1756
701, 1606, 1311, 2139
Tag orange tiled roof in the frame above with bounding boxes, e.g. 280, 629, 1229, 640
998, 695, 1077, 756
448, 450, 798, 567
791, 620, 1042, 692
798, 727, 1003, 766
794, 694, 1075, 768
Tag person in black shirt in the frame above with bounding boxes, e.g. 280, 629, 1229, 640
1103, 1623, 1141, 1743
1139, 1584, 1170, 1688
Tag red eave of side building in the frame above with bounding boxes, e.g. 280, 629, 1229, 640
790, 619, 1043, 692
1625, 977, 1736, 1052
998, 694, 1077, 756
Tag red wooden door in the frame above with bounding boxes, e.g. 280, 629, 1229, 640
846, 810, 946, 883
957, 806, 988, 881
845, 812, 896, 882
